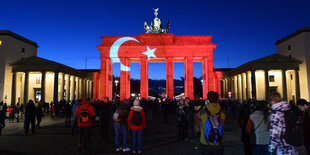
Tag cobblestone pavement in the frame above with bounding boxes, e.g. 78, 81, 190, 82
0, 112, 244, 155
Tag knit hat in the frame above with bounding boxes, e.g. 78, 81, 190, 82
133, 99, 140, 106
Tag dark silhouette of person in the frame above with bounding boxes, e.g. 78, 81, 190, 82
36, 103, 44, 129
65, 101, 72, 127
25, 100, 37, 134
100, 97, 111, 141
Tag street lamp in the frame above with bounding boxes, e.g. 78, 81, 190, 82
115, 79, 119, 97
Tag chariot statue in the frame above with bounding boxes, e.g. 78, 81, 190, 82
144, 8, 170, 33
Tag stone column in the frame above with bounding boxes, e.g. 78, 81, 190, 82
75, 77, 79, 100
41, 71, 46, 103
93, 72, 98, 99
85, 79, 88, 98
99, 58, 113, 100
251, 70, 256, 99
65, 74, 69, 101
53, 72, 59, 103
24, 72, 29, 104
60, 73, 65, 101
236, 76, 239, 99
265, 70, 269, 100
72, 76, 76, 101
245, 72, 248, 99
184, 57, 194, 99
208, 56, 215, 91
202, 57, 209, 99
282, 69, 287, 101
120, 58, 130, 101
295, 69, 300, 100
166, 57, 174, 99
140, 57, 149, 99
240, 74, 243, 100
11, 72, 16, 105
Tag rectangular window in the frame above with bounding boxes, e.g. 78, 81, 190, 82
269, 75, 275, 82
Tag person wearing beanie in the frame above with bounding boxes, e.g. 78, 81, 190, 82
75, 100, 95, 152
128, 99, 146, 154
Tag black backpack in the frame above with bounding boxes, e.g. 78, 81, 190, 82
132, 111, 142, 125
80, 106, 90, 123
282, 109, 303, 147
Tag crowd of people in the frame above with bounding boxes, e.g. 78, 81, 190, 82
0, 90, 310, 155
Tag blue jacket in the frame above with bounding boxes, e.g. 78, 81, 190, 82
72, 102, 80, 119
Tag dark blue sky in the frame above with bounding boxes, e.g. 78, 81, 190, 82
1, 0, 309, 80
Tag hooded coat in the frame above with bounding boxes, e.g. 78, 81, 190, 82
198, 103, 226, 146
128, 106, 146, 130
269, 101, 297, 155
75, 102, 95, 127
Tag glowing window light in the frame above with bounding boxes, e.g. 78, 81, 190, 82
0, 40, 2, 46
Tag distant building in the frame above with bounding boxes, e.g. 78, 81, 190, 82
0, 31, 38, 104
221, 27, 310, 102
0, 31, 94, 105
276, 27, 310, 100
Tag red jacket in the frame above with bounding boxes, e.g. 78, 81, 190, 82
128, 106, 146, 130
75, 102, 95, 127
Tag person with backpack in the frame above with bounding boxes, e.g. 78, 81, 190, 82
269, 92, 297, 154
176, 99, 186, 140
128, 99, 146, 154
113, 103, 130, 152
75, 100, 95, 151
198, 91, 225, 155
246, 101, 270, 155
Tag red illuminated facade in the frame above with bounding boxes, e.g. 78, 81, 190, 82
94, 33, 222, 101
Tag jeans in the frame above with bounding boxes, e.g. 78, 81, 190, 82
253, 144, 268, 155
200, 144, 223, 155
114, 122, 128, 148
132, 130, 142, 151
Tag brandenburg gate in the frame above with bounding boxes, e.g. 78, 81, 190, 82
95, 33, 222, 101
94, 9, 222, 101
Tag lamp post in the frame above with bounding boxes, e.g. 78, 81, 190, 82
115, 79, 119, 98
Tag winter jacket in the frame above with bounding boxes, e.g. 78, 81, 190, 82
25, 102, 36, 120
72, 102, 80, 119
128, 106, 146, 130
269, 101, 297, 155
75, 102, 95, 127
246, 111, 269, 145
198, 103, 226, 146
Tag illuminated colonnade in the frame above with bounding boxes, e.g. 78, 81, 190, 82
221, 54, 302, 101
9, 56, 93, 104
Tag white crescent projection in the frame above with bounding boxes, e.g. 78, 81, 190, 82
110, 37, 140, 71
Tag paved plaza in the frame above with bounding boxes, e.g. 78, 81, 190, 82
0, 112, 244, 155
